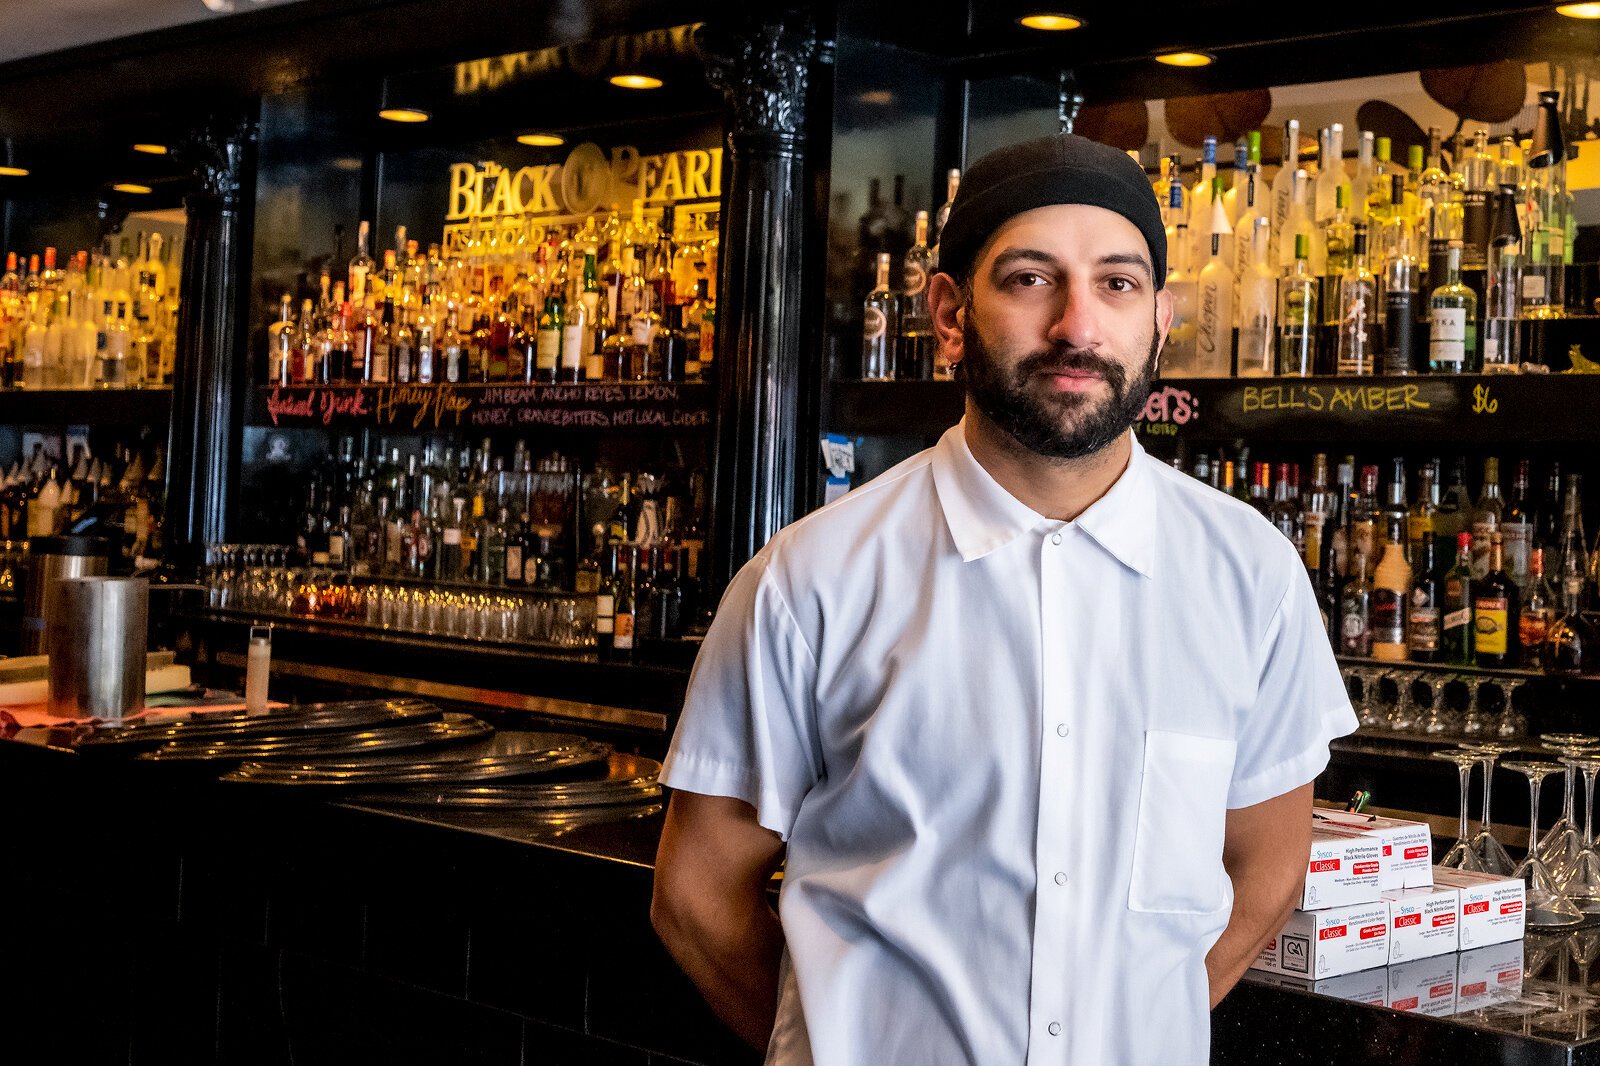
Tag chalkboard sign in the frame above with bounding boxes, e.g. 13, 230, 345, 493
251, 382, 715, 433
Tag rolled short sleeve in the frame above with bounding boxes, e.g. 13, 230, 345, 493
1228, 564, 1359, 809
660, 555, 822, 840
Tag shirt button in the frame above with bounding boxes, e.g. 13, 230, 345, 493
1056, 723, 1070, 738
1048, 1022, 1062, 1036
1050, 533, 1063, 545
1054, 871, 1068, 886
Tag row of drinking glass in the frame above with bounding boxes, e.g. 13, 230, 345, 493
1434, 733, 1600, 929
1346, 666, 1528, 739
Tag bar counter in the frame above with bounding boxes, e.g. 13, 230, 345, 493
5, 721, 1599, 1066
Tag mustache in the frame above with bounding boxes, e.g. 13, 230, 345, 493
1014, 346, 1128, 392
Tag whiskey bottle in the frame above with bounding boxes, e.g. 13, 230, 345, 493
861, 252, 894, 380
1473, 532, 1519, 667
1441, 531, 1476, 666
1520, 548, 1556, 671
1406, 532, 1441, 663
896, 211, 935, 380
1371, 518, 1412, 662
1339, 551, 1373, 656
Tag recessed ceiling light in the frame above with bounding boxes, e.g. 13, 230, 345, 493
1155, 50, 1215, 67
1018, 12, 1084, 30
377, 108, 430, 123
609, 74, 663, 90
516, 133, 565, 147
132, 143, 169, 155
112, 183, 153, 194
0, 166, 28, 177
858, 90, 895, 105
1557, 2, 1600, 16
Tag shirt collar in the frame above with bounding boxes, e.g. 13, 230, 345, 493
930, 420, 1158, 578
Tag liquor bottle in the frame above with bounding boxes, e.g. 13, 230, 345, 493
1380, 178, 1420, 376
1470, 457, 1503, 579
1269, 462, 1300, 543
1302, 454, 1331, 572
1406, 531, 1441, 663
480, 506, 507, 586
560, 278, 587, 384
897, 211, 935, 381
1236, 216, 1278, 364
1502, 459, 1534, 589
1535, 463, 1564, 556
441, 308, 464, 384
1352, 130, 1376, 216
1372, 517, 1412, 662
535, 295, 562, 383
1473, 532, 1519, 668
1320, 183, 1355, 287
349, 220, 376, 304
1276, 232, 1318, 376
1428, 241, 1477, 372
1520, 548, 1556, 671
1435, 458, 1471, 568
1315, 525, 1343, 641
1419, 128, 1461, 289
1231, 136, 1265, 290
1340, 551, 1373, 657
1441, 531, 1476, 666
1481, 183, 1522, 372
654, 546, 685, 639
1314, 123, 1349, 226
595, 546, 618, 658
1460, 128, 1495, 273
1556, 475, 1589, 611
652, 304, 688, 382
415, 297, 436, 384
390, 308, 414, 385
267, 293, 297, 386
1406, 460, 1437, 561
1523, 90, 1568, 319
1334, 223, 1379, 375
1280, 168, 1316, 273
634, 546, 658, 645
1351, 464, 1380, 574
1248, 462, 1270, 516
611, 546, 636, 662
328, 504, 351, 568
1187, 137, 1219, 270
1547, 569, 1595, 675
650, 204, 677, 309
1270, 119, 1301, 266
861, 252, 894, 380
1223, 137, 1250, 225
1195, 184, 1234, 378
1161, 221, 1199, 376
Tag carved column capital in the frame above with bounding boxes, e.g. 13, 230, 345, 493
697, 18, 817, 156
175, 117, 257, 214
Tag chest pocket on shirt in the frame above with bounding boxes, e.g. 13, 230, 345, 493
1127, 730, 1238, 914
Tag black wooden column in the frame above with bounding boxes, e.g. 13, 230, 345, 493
166, 115, 257, 575
698, 18, 818, 595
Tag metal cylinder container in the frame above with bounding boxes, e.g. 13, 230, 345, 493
46, 575, 148, 722
22, 535, 111, 655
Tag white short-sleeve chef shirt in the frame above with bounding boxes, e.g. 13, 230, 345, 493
662, 421, 1358, 1066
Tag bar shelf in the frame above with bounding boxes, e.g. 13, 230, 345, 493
0, 387, 172, 427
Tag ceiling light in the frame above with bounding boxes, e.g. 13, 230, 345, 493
516, 133, 565, 146
0, 166, 28, 177
1557, 2, 1600, 16
377, 108, 431, 123
1017, 12, 1084, 30
609, 74, 663, 90
132, 143, 169, 155
112, 183, 153, 194
1155, 50, 1215, 67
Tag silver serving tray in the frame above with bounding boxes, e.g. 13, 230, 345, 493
364, 752, 662, 810
219, 732, 612, 786
134, 711, 492, 763
78, 698, 441, 750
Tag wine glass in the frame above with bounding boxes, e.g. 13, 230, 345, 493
1350, 668, 1382, 731
1559, 756, 1600, 912
1422, 674, 1453, 736
1496, 679, 1529, 739
1433, 748, 1486, 871
1501, 760, 1583, 928
1538, 736, 1598, 873
1384, 670, 1420, 733
1460, 741, 1517, 875
1461, 679, 1488, 737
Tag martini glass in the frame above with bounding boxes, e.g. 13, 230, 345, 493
1433, 748, 1486, 870
1538, 736, 1597, 875
1461, 741, 1517, 875
1561, 757, 1600, 912
1502, 760, 1583, 928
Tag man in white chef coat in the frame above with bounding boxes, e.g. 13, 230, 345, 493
652, 132, 1358, 1065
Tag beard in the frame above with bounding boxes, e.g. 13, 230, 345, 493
957, 311, 1159, 462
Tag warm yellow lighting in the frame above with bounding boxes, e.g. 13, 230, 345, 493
609, 74, 663, 90
0, 166, 28, 177
377, 108, 431, 123
1557, 3, 1600, 17
858, 90, 895, 105
1155, 50, 1215, 67
1018, 12, 1084, 30
132, 143, 169, 155
516, 133, 565, 146
112, 183, 153, 194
